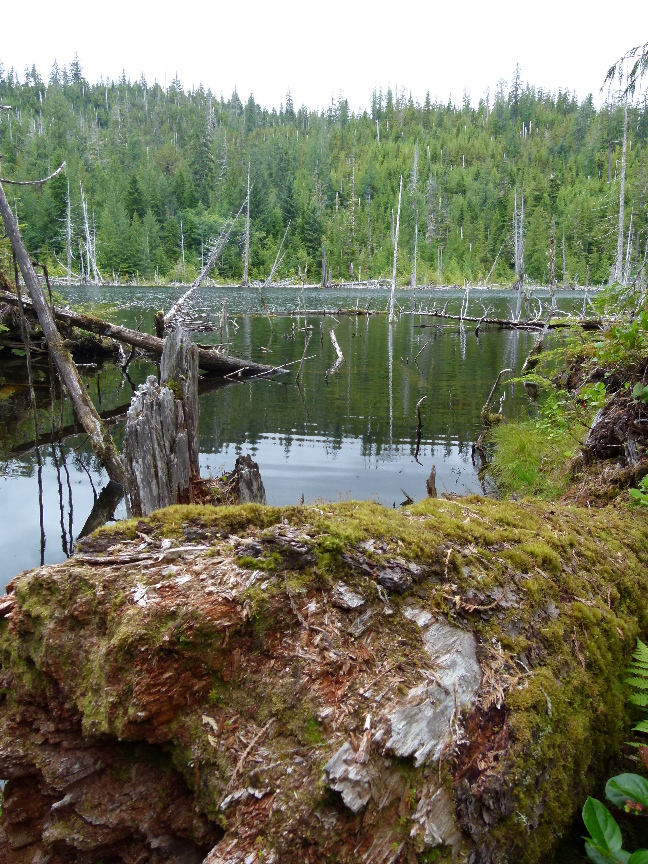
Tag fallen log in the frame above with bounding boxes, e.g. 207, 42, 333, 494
416, 309, 603, 330
0, 182, 127, 486
0, 288, 278, 378
1, 498, 647, 863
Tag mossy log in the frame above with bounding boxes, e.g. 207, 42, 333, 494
0, 497, 647, 863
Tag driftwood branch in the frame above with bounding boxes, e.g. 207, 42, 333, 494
0, 289, 278, 378
0, 179, 126, 486
0, 162, 66, 187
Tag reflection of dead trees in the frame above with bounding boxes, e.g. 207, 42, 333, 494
414, 396, 426, 464
0, 288, 277, 378
325, 328, 344, 380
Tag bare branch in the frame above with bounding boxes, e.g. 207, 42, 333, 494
0, 161, 66, 187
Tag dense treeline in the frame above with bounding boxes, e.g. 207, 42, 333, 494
0, 57, 647, 285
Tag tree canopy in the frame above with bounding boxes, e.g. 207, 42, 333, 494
0, 59, 646, 286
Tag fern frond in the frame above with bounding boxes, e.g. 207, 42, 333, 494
634, 720, 648, 734
625, 677, 648, 690
627, 660, 648, 671
632, 639, 648, 664
629, 694, 648, 707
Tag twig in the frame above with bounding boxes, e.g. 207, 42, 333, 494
225, 719, 275, 793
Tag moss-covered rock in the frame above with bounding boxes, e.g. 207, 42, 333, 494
0, 496, 646, 863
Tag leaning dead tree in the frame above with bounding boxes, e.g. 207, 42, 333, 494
0, 169, 126, 486
160, 195, 250, 333
189, 195, 248, 292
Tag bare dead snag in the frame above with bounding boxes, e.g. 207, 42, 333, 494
0, 179, 126, 486
160, 327, 200, 475
123, 329, 199, 516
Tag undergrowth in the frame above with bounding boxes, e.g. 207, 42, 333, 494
485, 284, 648, 502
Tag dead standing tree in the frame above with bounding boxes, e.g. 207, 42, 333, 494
123, 328, 199, 516
0, 166, 127, 486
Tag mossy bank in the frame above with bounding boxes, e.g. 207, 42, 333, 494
0, 495, 646, 863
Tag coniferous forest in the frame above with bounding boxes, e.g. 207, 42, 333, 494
1, 57, 647, 286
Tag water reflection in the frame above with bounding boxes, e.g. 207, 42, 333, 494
0, 286, 587, 585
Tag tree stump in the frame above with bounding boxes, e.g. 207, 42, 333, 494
123, 328, 199, 516
228, 454, 267, 504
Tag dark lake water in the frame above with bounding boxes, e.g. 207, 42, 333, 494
0, 285, 589, 585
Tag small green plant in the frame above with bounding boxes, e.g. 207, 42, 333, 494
582, 783, 648, 863
631, 383, 648, 405
596, 311, 648, 365
629, 477, 648, 508
581, 382, 607, 410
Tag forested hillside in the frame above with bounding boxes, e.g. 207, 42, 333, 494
0, 57, 646, 286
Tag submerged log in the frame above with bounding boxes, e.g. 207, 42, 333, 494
1, 497, 647, 863
0, 288, 278, 378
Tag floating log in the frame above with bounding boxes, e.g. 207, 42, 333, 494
0, 289, 278, 378
415, 309, 603, 330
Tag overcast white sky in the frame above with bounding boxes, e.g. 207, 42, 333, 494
2, 0, 646, 112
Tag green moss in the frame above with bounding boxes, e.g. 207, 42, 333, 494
2, 495, 648, 864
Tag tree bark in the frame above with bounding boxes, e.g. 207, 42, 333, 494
614, 93, 628, 284
0, 181, 126, 486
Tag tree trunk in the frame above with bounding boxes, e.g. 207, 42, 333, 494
123, 328, 199, 516
0, 181, 126, 486
389, 176, 403, 323
243, 162, 250, 286
614, 94, 628, 284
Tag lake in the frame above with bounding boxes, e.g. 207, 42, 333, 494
0, 284, 589, 585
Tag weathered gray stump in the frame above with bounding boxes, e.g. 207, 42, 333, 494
123, 328, 199, 516
228, 454, 267, 504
